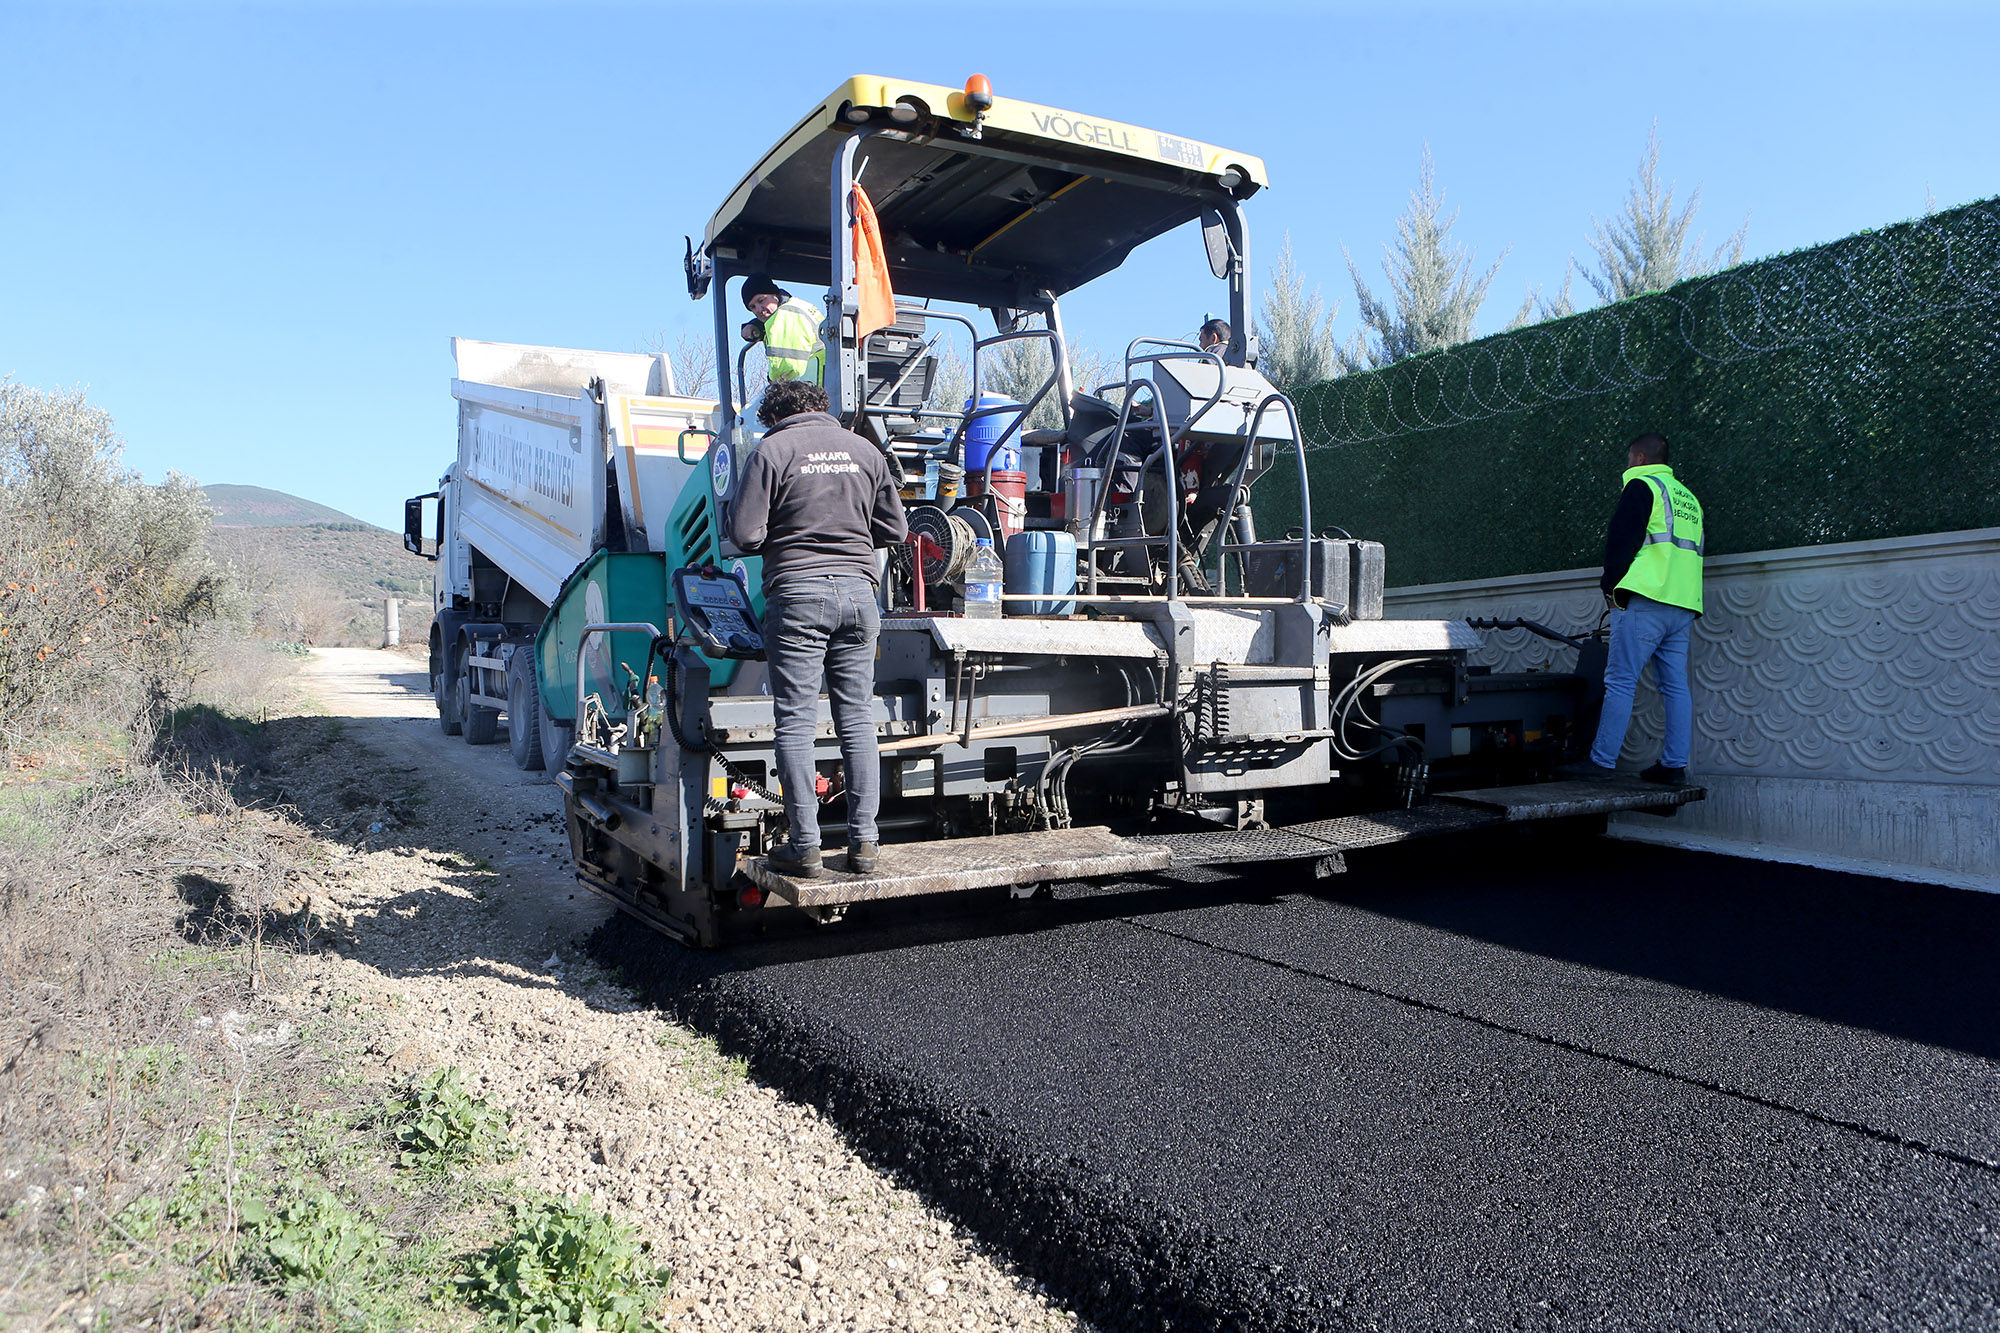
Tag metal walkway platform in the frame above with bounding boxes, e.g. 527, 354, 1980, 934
1141, 778, 1705, 868
1138, 802, 1503, 868
1434, 778, 1707, 820
747, 781, 1705, 905
747, 825, 1173, 907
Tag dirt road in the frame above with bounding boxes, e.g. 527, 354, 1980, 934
287, 647, 1079, 1332
303, 646, 604, 956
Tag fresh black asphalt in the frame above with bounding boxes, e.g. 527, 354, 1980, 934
596, 832, 2000, 1332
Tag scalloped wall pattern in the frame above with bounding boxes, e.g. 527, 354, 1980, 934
1385, 528, 1999, 889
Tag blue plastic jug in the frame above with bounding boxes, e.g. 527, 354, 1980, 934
963, 394, 1025, 474
1003, 530, 1078, 617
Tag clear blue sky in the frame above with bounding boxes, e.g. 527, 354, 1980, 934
4, 1, 1994, 529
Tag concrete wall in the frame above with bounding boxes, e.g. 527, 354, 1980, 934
1385, 528, 2000, 891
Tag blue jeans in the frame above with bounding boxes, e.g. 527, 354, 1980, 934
1590, 594, 1698, 770
763, 575, 882, 850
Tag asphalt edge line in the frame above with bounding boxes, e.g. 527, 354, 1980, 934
589, 920, 1326, 1333
1125, 917, 2000, 1178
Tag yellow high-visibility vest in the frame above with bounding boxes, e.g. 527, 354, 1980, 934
1614, 463, 1705, 614
762, 296, 825, 383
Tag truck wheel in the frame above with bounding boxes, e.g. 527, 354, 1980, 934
458, 656, 499, 745
532, 640, 572, 768
507, 651, 545, 771
540, 714, 574, 776
436, 647, 462, 737
536, 684, 576, 768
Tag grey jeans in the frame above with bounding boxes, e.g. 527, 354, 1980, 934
763, 574, 882, 850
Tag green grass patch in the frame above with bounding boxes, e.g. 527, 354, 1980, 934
453, 1198, 670, 1333
0, 792, 55, 846
388, 1068, 516, 1174
653, 1028, 749, 1099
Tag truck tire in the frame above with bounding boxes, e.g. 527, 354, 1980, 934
537, 654, 574, 775
435, 646, 462, 737
458, 653, 499, 745
507, 651, 545, 772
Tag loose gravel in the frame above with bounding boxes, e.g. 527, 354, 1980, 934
279, 650, 1083, 1332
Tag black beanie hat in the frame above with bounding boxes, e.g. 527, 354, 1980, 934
740, 274, 787, 310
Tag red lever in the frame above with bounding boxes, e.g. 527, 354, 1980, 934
905, 531, 947, 613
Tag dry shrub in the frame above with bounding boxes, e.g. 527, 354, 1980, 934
184, 629, 301, 721
0, 380, 229, 745
230, 572, 347, 648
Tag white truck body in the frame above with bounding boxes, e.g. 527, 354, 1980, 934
444, 338, 718, 602
418, 339, 721, 764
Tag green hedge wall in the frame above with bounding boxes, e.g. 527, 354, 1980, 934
1253, 197, 2000, 587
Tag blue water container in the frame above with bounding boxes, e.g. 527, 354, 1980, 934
963, 394, 1024, 474
1003, 530, 1078, 617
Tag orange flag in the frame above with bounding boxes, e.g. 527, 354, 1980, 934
852, 183, 896, 344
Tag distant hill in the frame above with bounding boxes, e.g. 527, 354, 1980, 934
201, 485, 432, 648
202, 483, 375, 529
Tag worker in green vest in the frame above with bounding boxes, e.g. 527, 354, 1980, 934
1559, 432, 1704, 785
739, 275, 825, 385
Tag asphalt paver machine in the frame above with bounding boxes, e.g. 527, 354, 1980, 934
540, 75, 1702, 946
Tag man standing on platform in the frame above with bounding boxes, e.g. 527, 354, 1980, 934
1560, 432, 1705, 785
728, 379, 907, 876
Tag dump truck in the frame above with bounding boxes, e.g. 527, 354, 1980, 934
407, 74, 1702, 947
404, 340, 717, 771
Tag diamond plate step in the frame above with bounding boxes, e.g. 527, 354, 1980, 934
1140, 802, 1505, 866
1433, 778, 1706, 820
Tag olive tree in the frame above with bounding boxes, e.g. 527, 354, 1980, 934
0, 380, 224, 739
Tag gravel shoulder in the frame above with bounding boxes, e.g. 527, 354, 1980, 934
282, 646, 1081, 1332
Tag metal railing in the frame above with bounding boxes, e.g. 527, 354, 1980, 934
1078, 342, 1228, 598
573, 621, 665, 738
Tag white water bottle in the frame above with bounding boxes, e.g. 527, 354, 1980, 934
964, 538, 1004, 619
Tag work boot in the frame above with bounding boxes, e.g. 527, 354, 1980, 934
1639, 763, 1688, 787
847, 842, 879, 875
1554, 759, 1620, 782
764, 844, 822, 879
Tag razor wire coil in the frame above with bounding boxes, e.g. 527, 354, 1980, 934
1254, 197, 2000, 587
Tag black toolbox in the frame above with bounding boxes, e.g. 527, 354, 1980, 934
1236, 537, 1385, 618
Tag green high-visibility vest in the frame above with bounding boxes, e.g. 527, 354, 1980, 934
762, 296, 825, 383
1614, 463, 1705, 615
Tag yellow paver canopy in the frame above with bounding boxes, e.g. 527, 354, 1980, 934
702, 75, 1269, 308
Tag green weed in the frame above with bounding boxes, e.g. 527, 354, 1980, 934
239, 1187, 389, 1293
388, 1067, 515, 1171
453, 1198, 670, 1333
268, 1106, 371, 1180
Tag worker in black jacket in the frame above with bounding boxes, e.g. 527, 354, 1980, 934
728, 380, 908, 876
1559, 432, 1705, 784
